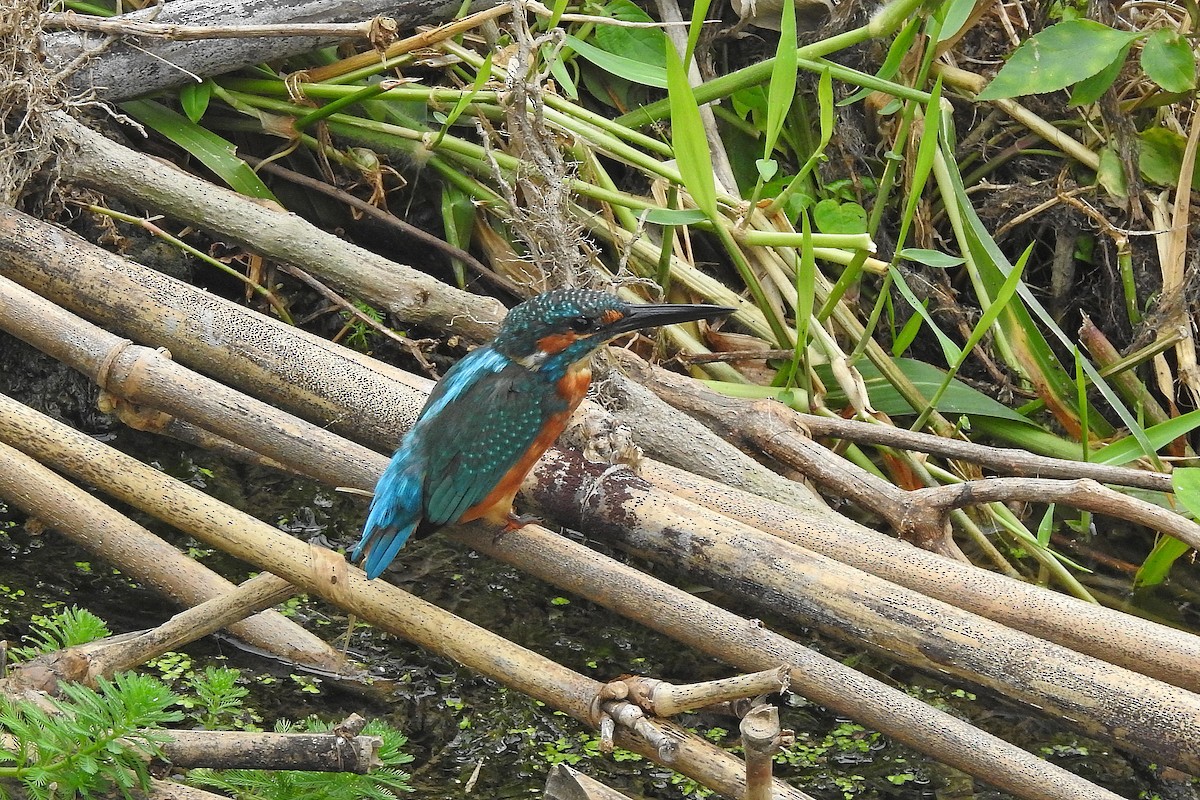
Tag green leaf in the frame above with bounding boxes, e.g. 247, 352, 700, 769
841, 17, 919, 106
1141, 28, 1197, 92
899, 248, 965, 268
937, 0, 977, 42
1097, 144, 1128, 198
179, 80, 213, 123
1172, 467, 1200, 517
1093, 408, 1200, 465
813, 357, 1037, 425
565, 34, 667, 87
1135, 534, 1191, 587
594, 0, 668, 69
641, 207, 711, 225
436, 52, 492, 146
891, 267, 962, 364
812, 198, 866, 234
976, 20, 1141, 100
1068, 44, 1130, 106
665, 41, 717, 217
1138, 126, 1200, 189
762, 0, 798, 161
119, 100, 277, 201
756, 158, 779, 181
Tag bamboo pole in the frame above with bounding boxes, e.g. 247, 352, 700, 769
49, 115, 505, 342
0, 301, 1127, 798
0, 395, 809, 800
6, 206, 1200, 707
0, 439, 342, 672
0, 297, 1128, 800
0, 225, 1180, 796
524, 449, 1200, 774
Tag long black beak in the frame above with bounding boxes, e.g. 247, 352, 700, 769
603, 302, 736, 338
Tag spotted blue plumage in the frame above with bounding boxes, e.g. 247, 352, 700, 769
350, 288, 733, 579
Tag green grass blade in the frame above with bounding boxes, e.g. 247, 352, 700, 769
763, 0, 798, 160
664, 41, 717, 217
120, 100, 277, 201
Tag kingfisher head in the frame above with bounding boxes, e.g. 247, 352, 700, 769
492, 288, 734, 375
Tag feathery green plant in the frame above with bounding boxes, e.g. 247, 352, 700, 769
0, 673, 182, 800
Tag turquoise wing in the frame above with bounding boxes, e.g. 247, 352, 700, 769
418, 362, 568, 526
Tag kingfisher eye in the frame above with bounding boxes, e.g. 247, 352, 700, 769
569, 315, 594, 332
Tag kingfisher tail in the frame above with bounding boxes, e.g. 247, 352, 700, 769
352, 449, 424, 579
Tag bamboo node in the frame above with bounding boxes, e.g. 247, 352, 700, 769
311, 545, 352, 609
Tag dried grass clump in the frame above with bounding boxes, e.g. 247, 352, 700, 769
0, 0, 61, 205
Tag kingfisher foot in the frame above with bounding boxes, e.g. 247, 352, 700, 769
493, 512, 541, 543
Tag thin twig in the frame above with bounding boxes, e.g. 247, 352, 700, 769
244, 155, 524, 298
277, 263, 438, 376
41, 12, 393, 41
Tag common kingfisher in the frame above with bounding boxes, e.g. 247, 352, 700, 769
351, 288, 734, 579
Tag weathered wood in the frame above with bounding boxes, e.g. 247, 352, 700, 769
0, 232, 1131, 799
0, 439, 343, 673
0, 394, 811, 800
158, 729, 380, 772
42, 0, 494, 101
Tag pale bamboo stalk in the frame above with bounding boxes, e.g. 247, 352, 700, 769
620, 667, 789, 717
84, 573, 297, 680
49, 116, 504, 343
0, 272, 381, 492
0, 395, 808, 800
0, 439, 342, 672
159, 729, 379, 771
545, 764, 634, 800
524, 449, 1200, 776
741, 705, 782, 800
456, 523, 1123, 800
0, 206, 430, 448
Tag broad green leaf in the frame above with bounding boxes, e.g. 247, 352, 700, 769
641, 207, 711, 225
899, 248, 964, 268
441, 183, 476, 288
1093, 408, 1200, 465
565, 34, 666, 88
1138, 126, 1200, 189
756, 158, 779, 181
119, 100, 277, 201
812, 198, 867, 233
665, 41, 717, 217
977, 20, 1141, 100
1097, 144, 1128, 198
594, 0, 668, 69
179, 80, 212, 123
814, 357, 1037, 425
1135, 534, 1191, 587
1141, 28, 1197, 92
891, 267, 962, 364
762, 0, 798, 161
1172, 467, 1200, 517
1068, 44, 1130, 106
937, 0, 977, 42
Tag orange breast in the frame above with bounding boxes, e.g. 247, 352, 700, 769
462, 363, 592, 525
